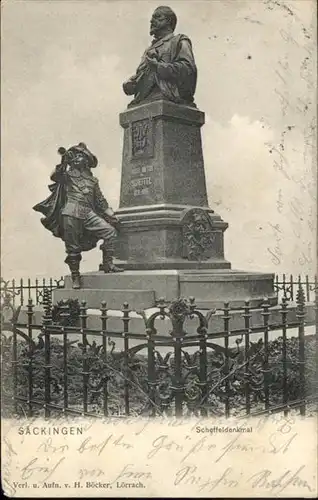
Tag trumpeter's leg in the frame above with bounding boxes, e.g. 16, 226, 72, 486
65, 254, 82, 288
100, 240, 124, 273
62, 216, 83, 288
84, 212, 123, 273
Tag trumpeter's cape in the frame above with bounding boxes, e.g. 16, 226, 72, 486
33, 175, 98, 252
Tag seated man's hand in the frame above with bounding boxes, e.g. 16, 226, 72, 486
145, 54, 159, 69
105, 207, 115, 217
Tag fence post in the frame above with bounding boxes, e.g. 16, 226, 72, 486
80, 301, 89, 415
12, 305, 18, 416
20, 279, 24, 307
315, 275, 318, 339
122, 302, 130, 416
290, 274, 294, 301
57, 300, 70, 414
169, 299, 189, 417
280, 297, 288, 416
243, 300, 251, 416
223, 302, 231, 417
12, 279, 16, 308
261, 298, 270, 411
296, 283, 306, 416
35, 278, 39, 305
197, 301, 208, 418
100, 301, 109, 417
305, 275, 310, 302
275, 275, 279, 298
62, 322, 68, 414
27, 278, 31, 301
174, 340, 183, 417
42, 288, 52, 418
282, 274, 286, 299
146, 323, 156, 417
27, 298, 34, 417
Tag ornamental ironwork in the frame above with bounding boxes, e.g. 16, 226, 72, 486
0, 278, 314, 419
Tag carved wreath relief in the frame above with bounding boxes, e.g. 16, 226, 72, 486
182, 208, 216, 261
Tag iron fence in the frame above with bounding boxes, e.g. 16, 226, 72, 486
1, 274, 317, 310
1, 277, 65, 307
274, 274, 317, 302
1, 281, 317, 419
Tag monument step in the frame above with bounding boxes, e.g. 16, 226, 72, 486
116, 259, 231, 271
64, 271, 180, 301
53, 287, 155, 310
64, 269, 273, 288
59, 269, 277, 309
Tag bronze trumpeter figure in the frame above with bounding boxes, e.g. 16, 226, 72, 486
33, 143, 123, 289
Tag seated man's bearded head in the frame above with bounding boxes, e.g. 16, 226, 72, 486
150, 6, 177, 38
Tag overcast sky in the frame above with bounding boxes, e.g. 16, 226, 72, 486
1, 0, 317, 279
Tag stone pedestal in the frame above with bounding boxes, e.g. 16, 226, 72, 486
115, 100, 230, 270
119, 100, 208, 208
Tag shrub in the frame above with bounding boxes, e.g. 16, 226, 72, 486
1, 332, 316, 418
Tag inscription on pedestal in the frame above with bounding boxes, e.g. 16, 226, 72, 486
131, 118, 154, 159
131, 165, 154, 176
131, 176, 153, 197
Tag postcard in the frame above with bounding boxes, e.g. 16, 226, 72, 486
1, 0, 317, 497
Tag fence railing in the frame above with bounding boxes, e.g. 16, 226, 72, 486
0, 277, 65, 307
1, 275, 317, 309
274, 274, 317, 302
1, 282, 317, 419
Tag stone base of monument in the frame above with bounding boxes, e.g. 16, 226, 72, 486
113, 204, 231, 270
115, 101, 231, 271
53, 269, 277, 310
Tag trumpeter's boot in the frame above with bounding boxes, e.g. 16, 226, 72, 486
100, 246, 123, 273
65, 255, 81, 289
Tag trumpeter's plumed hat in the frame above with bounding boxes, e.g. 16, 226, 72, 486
58, 142, 98, 168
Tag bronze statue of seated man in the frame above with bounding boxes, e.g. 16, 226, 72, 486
123, 5, 197, 107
